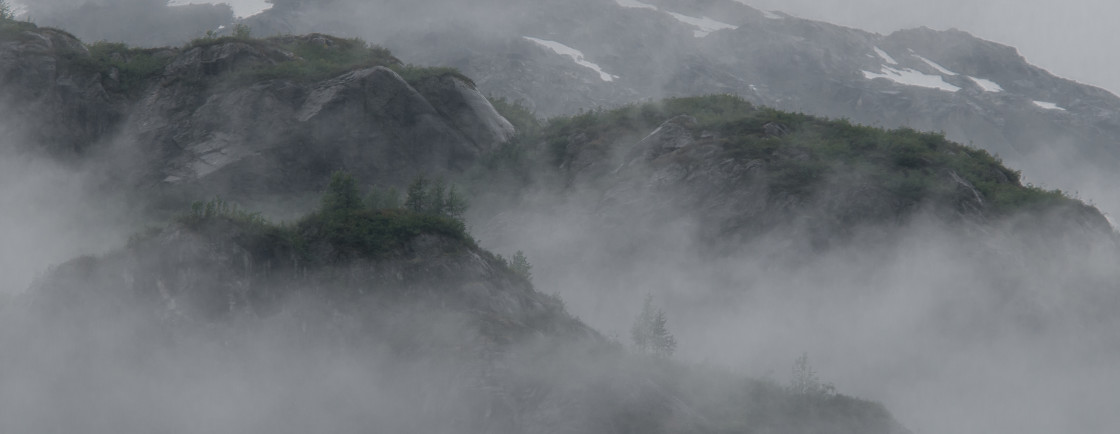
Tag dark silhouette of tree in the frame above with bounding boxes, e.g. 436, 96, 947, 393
789, 353, 835, 396
321, 170, 363, 215
404, 175, 430, 214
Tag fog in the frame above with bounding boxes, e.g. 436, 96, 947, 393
471, 169, 1120, 434
0, 148, 132, 297
3, 1, 1120, 434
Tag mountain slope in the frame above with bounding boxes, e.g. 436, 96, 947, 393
4, 15, 1120, 434
0, 23, 513, 209
242, 0, 1120, 218
2, 187, 911, 434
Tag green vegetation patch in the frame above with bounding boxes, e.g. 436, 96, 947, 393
525, 94, 1073, 214
235, 34, 400, 83
189, 32, 473, 87
0, 15, 36, 40
86, 42, 173, 92
174, 172, 474, 267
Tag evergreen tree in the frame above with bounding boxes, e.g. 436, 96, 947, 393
404, 175, 429, 213
630, 295, 676, 358
444, 185, 468, 221
510, 250, 532, 282
321, 170, 363, 216
789, 353, 835, 396
403, 175, 468, 221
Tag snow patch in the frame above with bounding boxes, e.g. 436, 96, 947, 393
862, 66, 961, 92
1032, 100, 1066, 111
873, 47, 898, 65
614, 0, 658, 10
969, 76, 1003, 93
666, 12, 738, 37
523, 36, 618, 82
914, 55, 957, 75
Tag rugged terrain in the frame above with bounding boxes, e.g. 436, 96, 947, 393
242, 0, 1120, 218
1, 181, 910, 434
3, 11, 1120, 434
0, 22, 512, 210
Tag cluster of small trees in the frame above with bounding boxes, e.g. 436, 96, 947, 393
402, 175, 467, 221
630, 295, 677, 358
321, 170, 467, 222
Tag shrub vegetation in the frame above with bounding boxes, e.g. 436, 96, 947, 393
518, 95, 1073, 215
174, 171, 474, 265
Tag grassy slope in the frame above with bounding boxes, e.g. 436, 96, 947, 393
490, 94, 1088, 216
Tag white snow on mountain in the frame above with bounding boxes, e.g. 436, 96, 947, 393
862, 66, 961, 92
614, 0, 658, 10
665, 12, 738, 37
523, 37, 619, 82
873, 47, 898, 65
1032, 100, 1066, 111
969, 76, 1004, 92
914, 55, 958, 75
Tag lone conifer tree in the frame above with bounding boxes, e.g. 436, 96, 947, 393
630, 295, 676, 358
